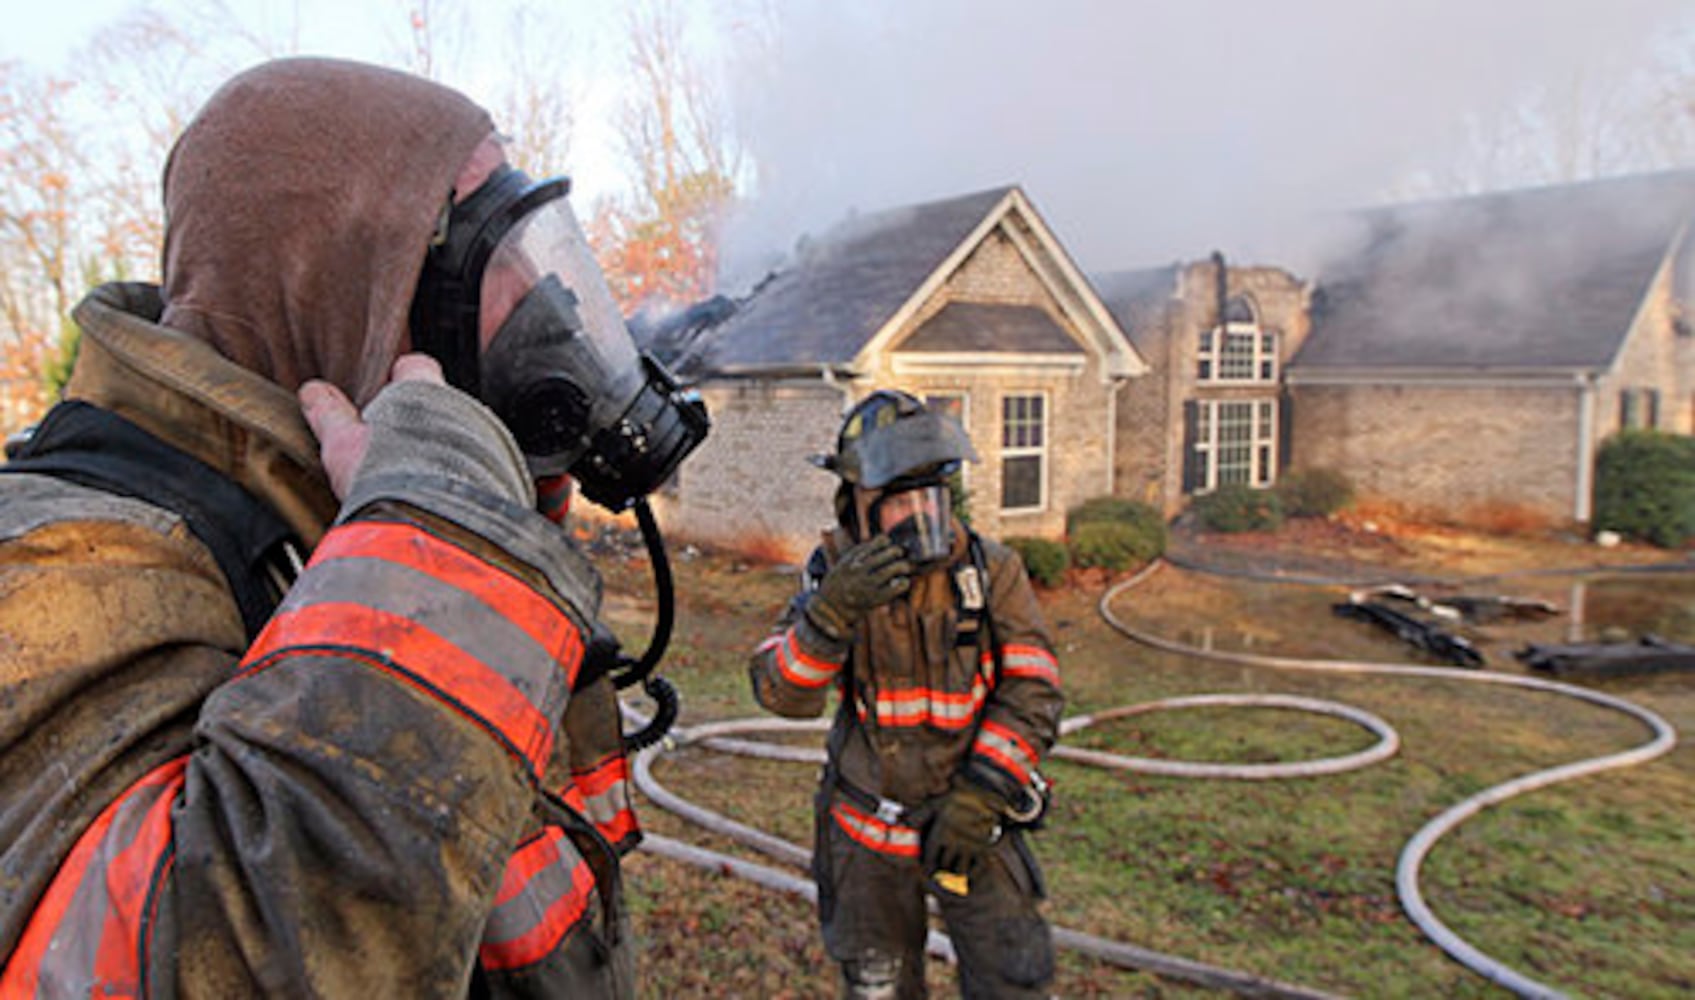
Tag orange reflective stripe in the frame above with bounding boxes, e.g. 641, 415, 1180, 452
973, 720, 1036, 785
2, 758, 186, 999
572, 753, 628, 797
830, 801, 920, 859
255, 603, 556, 775
295, 521, 584, 688
771, 627, 839, 689
871, 679, 987, 730
999, 643, 1060, 686
480, 829, 596, 971
570, 755, 641, 847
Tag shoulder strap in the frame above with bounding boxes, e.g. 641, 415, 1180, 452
1, 401, 299, 641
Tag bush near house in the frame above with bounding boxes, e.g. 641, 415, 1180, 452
1592, 430, 1695, 548
1065, 496, 1167, 569
1004, 536, 1069, 588
1273, 467, 1353, 518
1192, 483, 1284, 534
1069, 522, 1147, 571
948, 469, 972, 525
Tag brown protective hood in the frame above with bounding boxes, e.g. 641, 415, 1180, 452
160, 58, 494, 405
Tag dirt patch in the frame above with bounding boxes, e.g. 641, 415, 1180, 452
1166, 512, 1687, 585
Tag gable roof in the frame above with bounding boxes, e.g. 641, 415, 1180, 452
657, 185, 1143, 380
697, 186, 1015, 373
899, 301, 1082, 354
1295, 170, 1695, 374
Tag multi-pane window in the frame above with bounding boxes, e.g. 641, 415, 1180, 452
1198, 325, 1279, 383
1619, 388, 1660, 430
1000, 393, 1046, 512
1191, 399, 1277, 491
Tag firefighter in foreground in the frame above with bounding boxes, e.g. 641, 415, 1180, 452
749, 391, 1064, 998
0, 57, 706, 996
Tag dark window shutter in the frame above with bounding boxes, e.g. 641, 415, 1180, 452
1278, 390, 1294, 477
1181, 400, 1200, 494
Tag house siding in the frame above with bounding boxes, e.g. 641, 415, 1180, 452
657, 379, 846, 561
1111, 259, 1311, 517
872, 225, 1119, 541
1288, 382, 1583, 522
1600, 255, 1695, 438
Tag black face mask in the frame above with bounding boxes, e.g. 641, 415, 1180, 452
870, 483, 954, 565
410, 164, 709, 511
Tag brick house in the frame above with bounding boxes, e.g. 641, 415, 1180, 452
1288, 169, 1695, 525
1094, 169, 1695, 529
1094, 257, 1313, 519
641, 185, 1144, 560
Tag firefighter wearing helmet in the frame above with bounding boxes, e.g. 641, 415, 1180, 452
749, 390, 1064, 998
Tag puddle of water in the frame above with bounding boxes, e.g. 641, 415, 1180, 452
1568, 573, 1695, 643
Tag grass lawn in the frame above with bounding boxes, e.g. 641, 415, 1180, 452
591, 517, 1695, 998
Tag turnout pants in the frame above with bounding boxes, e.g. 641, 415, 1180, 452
812, 790, 1054, 999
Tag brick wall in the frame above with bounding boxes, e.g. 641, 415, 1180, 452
1603, 261, 1695, 437
1112, 259, 1311, 516
657, 379, 845, 562
868, 225, 1119, 542
1288, 382, 1584, 522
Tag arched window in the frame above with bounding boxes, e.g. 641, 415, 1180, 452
1197, 296, 1278, 383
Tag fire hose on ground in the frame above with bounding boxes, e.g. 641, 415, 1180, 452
627, 558, 1677, 999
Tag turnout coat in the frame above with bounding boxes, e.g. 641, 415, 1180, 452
0, 285, 639, 997
750, 522, 1063, 861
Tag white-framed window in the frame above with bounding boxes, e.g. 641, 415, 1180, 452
1619, 388, 1660, 429
1197, 297, 1278, 384
999, 392, 1047, 512
1191, 398, 1277, 491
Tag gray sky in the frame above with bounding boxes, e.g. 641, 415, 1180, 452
7, 0, 1695, 287
722, 0, 1695, 283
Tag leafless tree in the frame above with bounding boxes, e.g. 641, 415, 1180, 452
1393, 25, 1695, 199
490, 5, 575, 178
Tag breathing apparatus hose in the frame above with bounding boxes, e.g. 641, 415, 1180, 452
613, 498, 680, 752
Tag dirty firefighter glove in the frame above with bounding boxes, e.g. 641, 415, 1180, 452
923, 775, 1008, 878
806, 535, 913, 640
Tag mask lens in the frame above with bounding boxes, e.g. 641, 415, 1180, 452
483, 197, 643, 408
875, 484, 952, 564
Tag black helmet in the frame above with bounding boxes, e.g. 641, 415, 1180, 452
810, 389, 978, 489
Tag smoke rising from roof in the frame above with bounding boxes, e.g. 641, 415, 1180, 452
721, 0, 1695, 288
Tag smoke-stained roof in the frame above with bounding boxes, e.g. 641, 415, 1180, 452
682, 186, 1016, 375
1295, 169, 1695, 372
1091, 265, 1179, 356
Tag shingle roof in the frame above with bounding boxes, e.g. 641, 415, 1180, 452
899, 301, 1081, 354
1091, 265, 1178, 357
1295, 170, 1695, 372
690, 186, 1016, 374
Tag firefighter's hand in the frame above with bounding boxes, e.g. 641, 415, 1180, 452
300, 354, 445, 499
923, 776, 1006, 880
806, 535, 913, 640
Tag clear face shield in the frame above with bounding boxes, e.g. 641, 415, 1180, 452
870, 483, 954, 565
413, 165, 709, 512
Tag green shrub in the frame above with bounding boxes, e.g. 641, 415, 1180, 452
947, 469, 972, 525
1068, 496, 1150, 529
1192, 483, 1284, 533
1274, 467, 1354, 518
1004, 536, 1069, 588
1593, 430, 1695, 548
1069, 521, 1154, 571
1065, 496, 1168, 562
